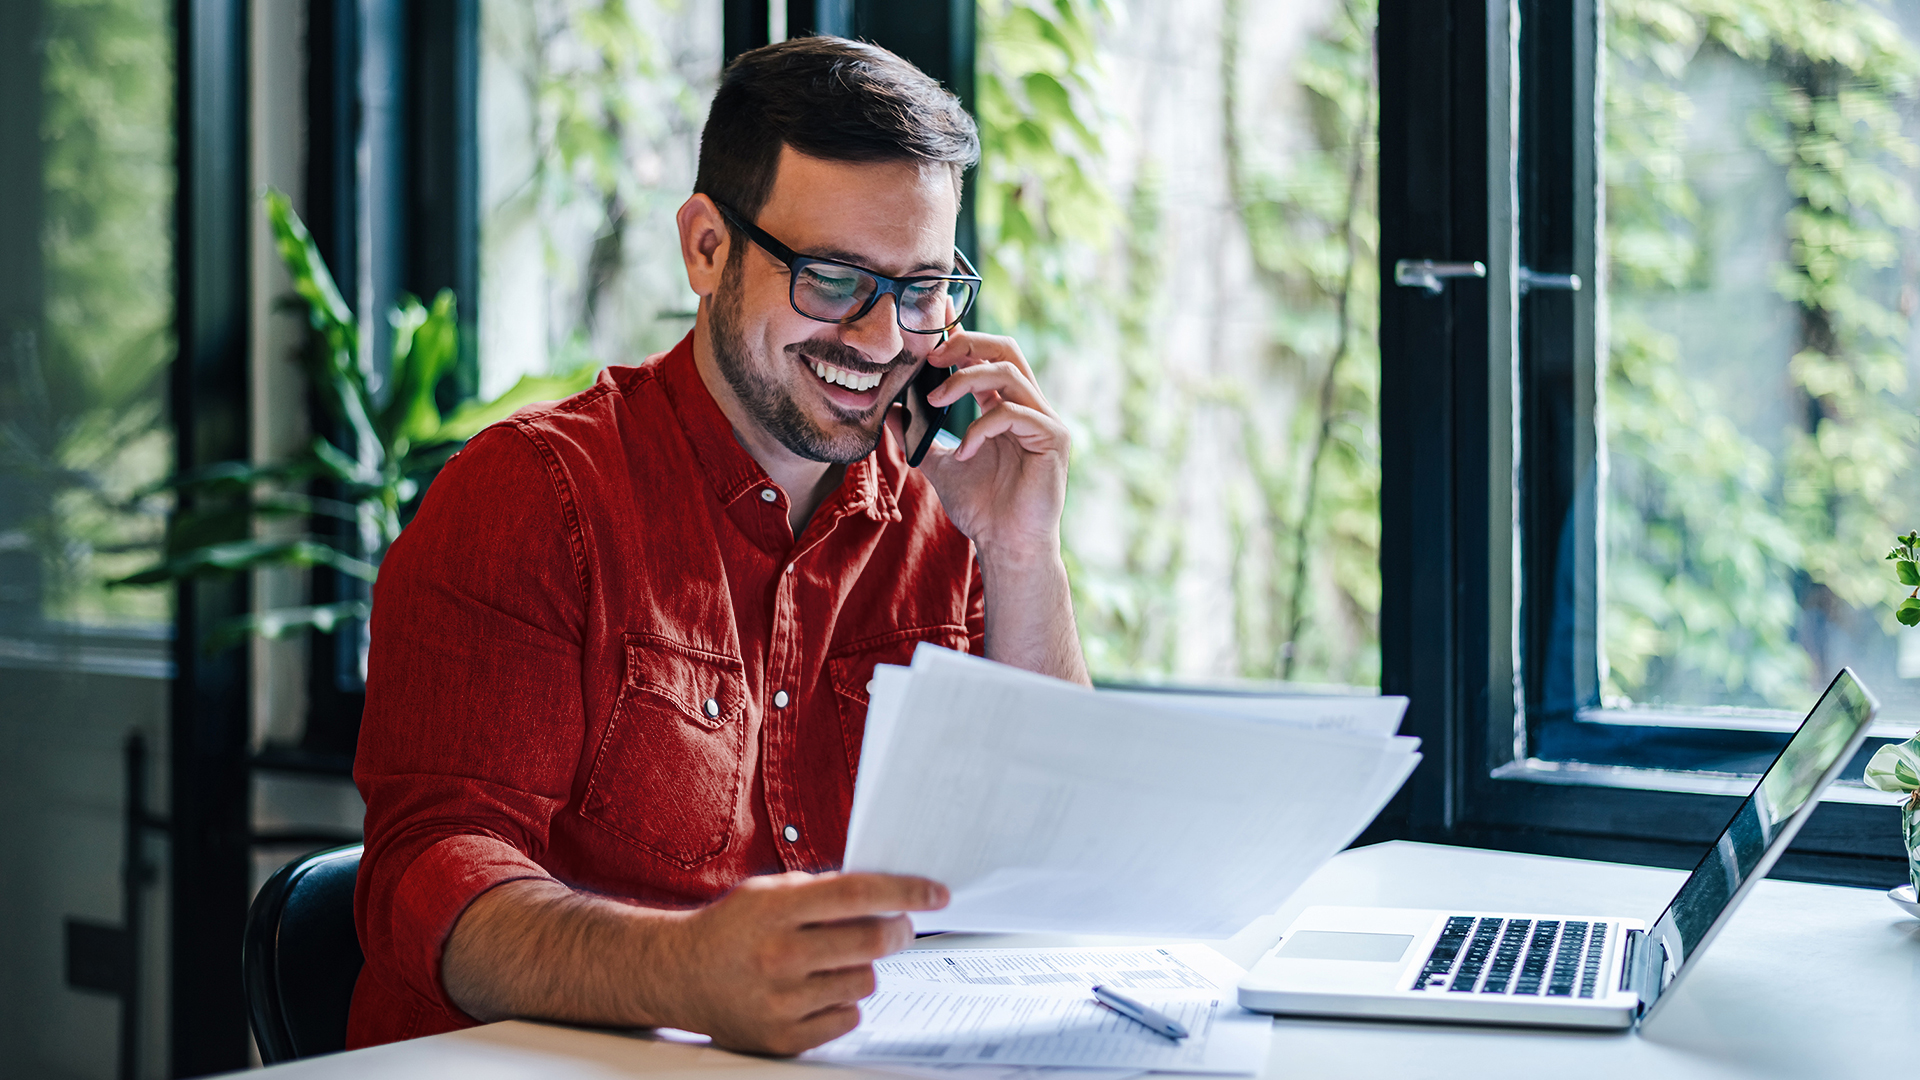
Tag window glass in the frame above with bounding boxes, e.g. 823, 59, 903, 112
477, 0, 720, 399
0, 1, 175, 1075
478, 1, 1383, 691
1, 1, 175, 635
978, 0, 1381, 687
1599, 4, 1920, 731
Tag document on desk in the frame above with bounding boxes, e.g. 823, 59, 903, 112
874, 944, 1246, 995
809, 942, 1268, 1073
806, 990, 1270, 1073
842, 645, 1420, 937
863, 1066, 1144, 1080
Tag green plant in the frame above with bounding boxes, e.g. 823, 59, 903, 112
112, 191, 593, 645
1888, 530, 1920, 626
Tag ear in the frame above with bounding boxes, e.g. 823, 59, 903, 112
678, 194, 730, 298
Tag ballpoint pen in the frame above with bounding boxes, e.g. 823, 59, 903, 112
1091, 984, 1190, 1041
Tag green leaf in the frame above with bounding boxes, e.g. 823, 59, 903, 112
111, 537, 378, 586
378, 289, 461, 445
1898, 598, 1920, 626
311, 436, 379, 488
207, 600, 374, 650
1021, 71, 1096, 148
427, 368, 599, 444
1864, 737, 1920, 793
137, 458, 325, 498
1899, 561, 1920, 586
265, 190, 357, 360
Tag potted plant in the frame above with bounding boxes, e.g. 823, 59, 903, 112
115, 191, 595, 652
1872, 532, 1920, 906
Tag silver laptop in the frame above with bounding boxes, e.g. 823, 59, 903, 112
1238, 668, 1879, 1030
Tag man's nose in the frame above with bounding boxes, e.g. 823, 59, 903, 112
840, 292, 905, 363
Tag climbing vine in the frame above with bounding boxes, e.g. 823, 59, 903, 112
977, 0, 1382, 685
481, 0, 707, 379
1604, 0, 1920, 709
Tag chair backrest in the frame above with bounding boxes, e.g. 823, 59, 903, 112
243, 844, 364, 1064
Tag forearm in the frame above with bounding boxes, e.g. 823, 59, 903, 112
979, 545, 1090, 686
442, 878, 689, 1028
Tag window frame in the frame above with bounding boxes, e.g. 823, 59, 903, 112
1377, 0, 1907, 887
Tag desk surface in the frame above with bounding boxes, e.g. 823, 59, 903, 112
250, 842, 1920, 1080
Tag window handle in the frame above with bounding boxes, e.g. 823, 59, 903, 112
1517, 267, 1582, 295
1393, 259, 1487, 296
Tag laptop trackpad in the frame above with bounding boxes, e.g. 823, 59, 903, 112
1275, 931, 1415, 963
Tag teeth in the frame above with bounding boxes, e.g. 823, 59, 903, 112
809, 359, 882, 392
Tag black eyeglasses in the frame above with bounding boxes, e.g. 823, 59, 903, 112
715, 201, 981, 335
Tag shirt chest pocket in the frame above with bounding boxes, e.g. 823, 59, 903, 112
827, 625, 970, 780
580, 633, 749, 869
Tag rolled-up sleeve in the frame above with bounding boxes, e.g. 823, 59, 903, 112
352, 424, 587, 1022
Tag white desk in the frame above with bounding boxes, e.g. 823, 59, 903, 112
249, 842, 1920, 1080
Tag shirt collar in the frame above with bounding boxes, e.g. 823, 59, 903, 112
652, 331, 898, 524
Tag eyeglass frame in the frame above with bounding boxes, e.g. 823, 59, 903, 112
713, 200, 981, 335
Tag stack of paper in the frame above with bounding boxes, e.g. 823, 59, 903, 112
843, 645, 1419, 937
805, 944, 1271, 1074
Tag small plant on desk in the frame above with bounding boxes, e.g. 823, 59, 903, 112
1871, 531, 1920, 895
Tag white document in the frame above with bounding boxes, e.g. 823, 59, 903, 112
1100, 689, 1408, 737
876, 944, 1244, 995
861, 1066, 1143, 1080
805, 990, 1271, 1073
842, 646, 1419, 937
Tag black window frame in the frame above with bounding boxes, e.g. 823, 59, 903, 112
1377, 0, 1907, 888
167, 1, 481, 1070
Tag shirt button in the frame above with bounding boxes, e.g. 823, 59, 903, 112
760, 487, 778, 502
773, 690, 790, 708
703, 697, 720, 719
783, 824, 800, 843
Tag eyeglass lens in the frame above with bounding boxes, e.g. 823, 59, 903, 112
792, 263, 977, 332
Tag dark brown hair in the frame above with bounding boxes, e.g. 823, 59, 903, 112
694, 36, 979, 221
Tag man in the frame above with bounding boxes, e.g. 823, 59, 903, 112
348, 36, 1087, 1055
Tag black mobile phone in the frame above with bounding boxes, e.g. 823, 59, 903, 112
898, 337, 952, 468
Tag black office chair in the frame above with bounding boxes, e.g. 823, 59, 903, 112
243, 844, 365, 1064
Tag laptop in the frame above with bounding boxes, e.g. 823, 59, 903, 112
1237, 668, 1879, 1030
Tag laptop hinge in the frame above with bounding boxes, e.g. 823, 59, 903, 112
1620, 929, 1644, 997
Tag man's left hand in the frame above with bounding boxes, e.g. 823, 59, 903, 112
892, 329, 1088, 686
908, 330, 1070, 564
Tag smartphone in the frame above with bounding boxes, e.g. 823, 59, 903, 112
898, 335, 953, 468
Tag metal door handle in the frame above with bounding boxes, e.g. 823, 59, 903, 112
1517, 268, 1582, 295
1394, 259, 1487, 296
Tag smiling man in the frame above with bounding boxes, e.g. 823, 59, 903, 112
347, 37, 1087, 1055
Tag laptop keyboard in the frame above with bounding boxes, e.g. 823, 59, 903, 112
1410, 916, 1609, 998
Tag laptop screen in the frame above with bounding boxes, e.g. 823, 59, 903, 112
1643, 669, 1877, 999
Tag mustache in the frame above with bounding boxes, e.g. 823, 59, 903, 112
786, 338, 912, 376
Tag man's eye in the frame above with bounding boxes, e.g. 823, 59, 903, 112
799, 268, 862, 297
901, 284, 943, 311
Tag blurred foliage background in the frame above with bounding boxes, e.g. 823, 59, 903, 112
0, 0, 175, 632
473, 0, 1920, 714
480, 0, 1386, 689
967, 0, 1384, 686
1605, 0, 1920, 714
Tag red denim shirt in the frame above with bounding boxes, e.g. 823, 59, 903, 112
346, 333, 984, 1047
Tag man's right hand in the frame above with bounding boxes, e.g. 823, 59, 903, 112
442, 870, 948, 1057
662, 871, 949, 1054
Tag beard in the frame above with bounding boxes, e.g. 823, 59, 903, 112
708, 256, 909, 464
